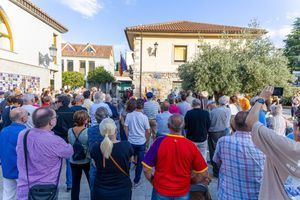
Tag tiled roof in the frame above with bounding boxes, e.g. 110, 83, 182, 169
125, 21, 266, 34
62, 43, 113, 59
9, 0, 68, 33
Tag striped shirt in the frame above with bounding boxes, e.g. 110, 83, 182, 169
143, 100, 160, 119
213, 131, 265, 200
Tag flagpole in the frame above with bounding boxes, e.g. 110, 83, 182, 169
139, 31, 143, 98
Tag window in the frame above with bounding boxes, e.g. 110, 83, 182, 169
87, 46, 94, 53
61, 59, 64, 71
89, 61, 95, 72
0, 10, 13, 51
79, 60, 86, 75
53, 34, 57, 64
174, 45, 187, 62
67, 60, 73, 71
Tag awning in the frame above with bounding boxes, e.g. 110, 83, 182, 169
115, 76, 132, 82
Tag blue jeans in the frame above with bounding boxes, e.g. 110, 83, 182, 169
89, 162, 96, 199
131, 143, 146, 184
66, 158, 72, 188
151, 189, 190, 200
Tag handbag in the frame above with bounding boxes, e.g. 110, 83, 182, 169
23, 130, 62, 200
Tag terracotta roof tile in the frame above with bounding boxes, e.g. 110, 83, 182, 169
62, 43, 113, 59
125, 21, 266, 34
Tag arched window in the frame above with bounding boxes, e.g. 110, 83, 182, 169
0, 10, 13, 51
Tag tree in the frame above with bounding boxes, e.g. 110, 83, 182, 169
87, 66, 115, 87
178, 35, 294, 97
62, 71, 85, 89
284, 17, 300, 71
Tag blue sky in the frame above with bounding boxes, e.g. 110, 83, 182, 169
32, 0, 300, 54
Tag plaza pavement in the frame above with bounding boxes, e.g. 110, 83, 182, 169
0, 162, 218, 200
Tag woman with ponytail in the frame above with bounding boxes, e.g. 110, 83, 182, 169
90, 118, 134, 200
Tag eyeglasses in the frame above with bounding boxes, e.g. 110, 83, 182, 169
55, 101, 61, 104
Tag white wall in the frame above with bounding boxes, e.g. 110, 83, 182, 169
132, 36, 224, 73
62, 56, 115, 76
0, 0, 63, 90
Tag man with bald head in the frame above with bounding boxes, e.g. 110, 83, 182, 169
16, 107, 73, 200
156, 101, 172, 137
143, 114, 210, 199
0, 107, 28, 200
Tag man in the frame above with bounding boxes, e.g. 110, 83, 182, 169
104, 94, 119, 120
213, 111, 265, 199
21, 94, 37, 128
87, 107, 109, 198
90, 92, 112, 125
82, 90, 93, 113
186, 90, 195, 105
16, 107, 73, 200
70, 94, 87, 112
177, 91, 191, 116
208, 96, 231, 177
246, 86, 300, 200
185, 99, 211, 160
156, 101, 172, 137
53, 94, 74, 191
142, 114, 210, 199
0, 108, 28, 200
143, 92, 160, 141
2, 96, 23, 128
124, 98, 150, 187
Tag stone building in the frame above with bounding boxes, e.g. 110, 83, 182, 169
124, 21, 265, 99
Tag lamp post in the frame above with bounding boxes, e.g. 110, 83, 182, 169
139, 31, 143, 98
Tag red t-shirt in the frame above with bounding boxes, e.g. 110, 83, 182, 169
142, 134, 207, 197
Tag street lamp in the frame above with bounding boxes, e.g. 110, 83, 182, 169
49, 44, 57, 57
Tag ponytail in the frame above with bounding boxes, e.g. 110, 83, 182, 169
99, 118, 117, 159
100, 134, 113, 159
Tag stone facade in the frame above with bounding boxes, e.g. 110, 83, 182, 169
133, 72, 181, 99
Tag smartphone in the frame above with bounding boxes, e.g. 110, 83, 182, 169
272, 87, 284, 96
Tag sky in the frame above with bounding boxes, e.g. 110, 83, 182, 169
31, 0, 300, 56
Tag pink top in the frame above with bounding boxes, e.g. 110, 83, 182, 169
169, 104, 180, 114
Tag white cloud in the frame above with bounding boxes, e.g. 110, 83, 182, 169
59, 0, 102, 18
286, 11, 300, 20
267, 25, 292, 47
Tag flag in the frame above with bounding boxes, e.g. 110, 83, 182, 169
119, 54, 128, 76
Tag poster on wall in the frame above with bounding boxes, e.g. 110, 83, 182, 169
0, 72, 40, 92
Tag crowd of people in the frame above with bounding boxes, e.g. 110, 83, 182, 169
0, 86, 299, 200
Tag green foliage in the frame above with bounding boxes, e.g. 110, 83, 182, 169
284, 18, 300, 71
62, 71, 85, 89
178, 34, 295, 97
87, 66, 115, 86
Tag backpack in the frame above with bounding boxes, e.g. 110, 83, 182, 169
72, 128, 86, 161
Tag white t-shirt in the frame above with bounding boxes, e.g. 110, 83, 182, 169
124, 111, 150, 145
21, 105, 37, 128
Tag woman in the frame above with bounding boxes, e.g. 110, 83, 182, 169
229, 95, 241, 116
168, 95, 180, 114
267, 104, 287, 136
90, 118, 133, 200
68, 110, 90, 200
